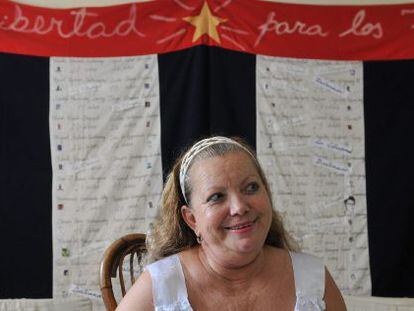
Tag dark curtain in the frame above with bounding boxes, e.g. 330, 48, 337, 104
0, 53, 52, 298
159, 46, 256, 178
364, 60, 414, 297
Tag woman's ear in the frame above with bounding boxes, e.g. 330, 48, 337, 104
181, 205, 197, 231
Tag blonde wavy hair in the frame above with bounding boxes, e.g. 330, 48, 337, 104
148, 137, 298, 261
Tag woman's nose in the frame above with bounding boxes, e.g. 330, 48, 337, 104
229, 193, 249, 216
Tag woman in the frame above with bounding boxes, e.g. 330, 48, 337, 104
117, 136, 346, 310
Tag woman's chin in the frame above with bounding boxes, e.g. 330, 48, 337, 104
230, 238, 263, 254
224, 229, 266, 254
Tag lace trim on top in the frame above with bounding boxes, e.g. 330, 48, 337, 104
146, 255, 193, 311
290, 251, 326, 311
154, 298, 193, 311
295, 294, 326, 311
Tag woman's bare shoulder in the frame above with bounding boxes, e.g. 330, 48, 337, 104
324, 268, 347, 311
116, 270, 154, 311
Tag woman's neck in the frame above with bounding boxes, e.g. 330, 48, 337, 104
197, 245, 267, 287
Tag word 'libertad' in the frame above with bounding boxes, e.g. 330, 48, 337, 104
0, 4, 144, 39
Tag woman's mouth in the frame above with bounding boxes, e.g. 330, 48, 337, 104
224, 218, 258, 232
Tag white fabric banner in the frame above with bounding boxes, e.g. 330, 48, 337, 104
256, 55, 370, 295
49, 55, 162, 309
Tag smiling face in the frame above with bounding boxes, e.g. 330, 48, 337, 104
181, 151, 273, 262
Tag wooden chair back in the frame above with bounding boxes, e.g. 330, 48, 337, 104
99, 233, 147, 310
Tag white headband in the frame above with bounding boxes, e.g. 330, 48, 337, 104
179, 136, 254, 204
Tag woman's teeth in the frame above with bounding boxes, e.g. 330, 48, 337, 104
226, 223, 252, 230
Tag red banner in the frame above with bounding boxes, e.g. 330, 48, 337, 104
1, 0, 414, 60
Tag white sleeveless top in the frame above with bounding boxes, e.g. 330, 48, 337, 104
146, 252, 326, 311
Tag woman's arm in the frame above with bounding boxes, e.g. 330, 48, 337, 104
116, 270, 154, 311
324, 268, 347, 311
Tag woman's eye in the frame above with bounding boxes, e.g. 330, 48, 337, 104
245, 182, 259, 193
207, 193, 223, 203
